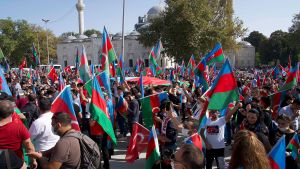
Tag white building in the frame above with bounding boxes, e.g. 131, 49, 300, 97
56, 4, 174, 69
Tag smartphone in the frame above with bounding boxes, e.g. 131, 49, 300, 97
166, 101, 171, 111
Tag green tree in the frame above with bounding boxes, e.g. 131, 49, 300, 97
244, 31, 267, 49
138, 0, 246, 62
0, 18, 57, 66
84, 29, 101, 37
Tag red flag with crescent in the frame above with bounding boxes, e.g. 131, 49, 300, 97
125, 122, 150, 163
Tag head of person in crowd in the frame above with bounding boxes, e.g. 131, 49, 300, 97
182, 120, 196, 136
39, 98, 51, 114
123, 91, 132, 103
276, 114, 293, 133
246, 108, 260, 125
0, 100, 14, 120
208, 110, 219, 121
259, 96, 271, 109
131, 87, 140, 99
117, 86, 124, 96
228, 130, 271, 169
171, 144, 204, 169
27, 93, 37, 103
193, 87, 202, 98
71, 89, 79, 100
290, 98, 300, 112
51, 112, 72, 136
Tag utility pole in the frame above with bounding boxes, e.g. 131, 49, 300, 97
42, 19, 50, 64
121, 0, 125, 65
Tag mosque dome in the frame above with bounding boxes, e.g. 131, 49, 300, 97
78, 34, 88, 39
147, 5, 164, 15
90, 33, 98, 38
239, 41, 253, 47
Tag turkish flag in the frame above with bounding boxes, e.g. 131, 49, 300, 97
48, 67, 58, 82
125, 122, 150, 163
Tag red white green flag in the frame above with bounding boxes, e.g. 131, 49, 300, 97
101, 26, 117, 76
90, 76, 117, 145
145, 126, 160, 169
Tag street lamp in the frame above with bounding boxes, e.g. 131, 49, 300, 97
121, 0, 125, 66
42, 19, 50, 65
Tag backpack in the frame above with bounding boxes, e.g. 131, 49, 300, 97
65, 132, 101, 169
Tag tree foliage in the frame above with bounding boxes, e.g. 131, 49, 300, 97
244, 31, 267, 49
0, 18, 57, 66
84, 29, 101, 37
138, 0, 246, 62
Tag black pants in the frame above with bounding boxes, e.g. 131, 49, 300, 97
181, 103, 186, 122
206, 148, 225, 169
91, 134, 110, 169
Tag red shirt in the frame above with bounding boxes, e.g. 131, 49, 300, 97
80, 89, 88, 106
90, 122, 104, 136
0, 120, 30, 160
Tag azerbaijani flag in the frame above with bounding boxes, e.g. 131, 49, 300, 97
287, 133, 300, 162
153, 39, 163, 60
145, 126, 160, 169
139, 73, 144, 97
79, 45, 91, 83
116, 95, 127, 114
84, 71, 112, 98
187, 55, 196, 77
207, 59, 239, 110
101, 26, 117, 75
269, 90, 287, 119
268, 135, 285, 169
32, 43, 40, 66
117, 54, 125, 84
0, 68, 12, 95
184, 133, 203, 150
205, 42, 225, 65
51, 85, 80, 131
90, 76, 117, 145
140, 92, 168, 129
279, 64, 298, 91
194, 57, 206, 76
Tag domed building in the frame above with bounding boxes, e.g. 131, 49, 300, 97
135, 5, 164, 30
57, 4, 174, 69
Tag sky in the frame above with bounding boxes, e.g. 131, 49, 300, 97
0, 0, 299, 37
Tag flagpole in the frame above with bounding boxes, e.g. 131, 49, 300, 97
121, 0, 125, 67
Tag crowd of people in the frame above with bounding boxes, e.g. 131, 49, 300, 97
0, 65, 299, 169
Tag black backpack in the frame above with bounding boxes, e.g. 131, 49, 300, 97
66, 132, 101, 169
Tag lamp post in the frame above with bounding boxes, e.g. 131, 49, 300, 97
121, 0, 125, 65
42, 19, 50, 65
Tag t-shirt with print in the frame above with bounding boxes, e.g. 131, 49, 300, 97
205, 116, 226, 149
49, 130, 81, 169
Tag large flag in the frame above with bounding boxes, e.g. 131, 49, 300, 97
140, 92, 168, 129
268, 135, 285, 169
0, 68, 12, 95
101, 26, 117, 75
145, 126, 160, 169
184, 133, 203, 150
47, 67, 58, 82
149, 47, 158, 76
84, 71, 112, 98
287, 133, 300, 162
32, 43, 40, 66
126, 122, 150, 163
269, 90, 287, 119
117, 54, 125, 84
51, 85, 80, 131
206, 59, 239, 110
279, 64, 298, 91
205, 42, 225, 65
90, 76, 117, 145
79, 45, 91, 83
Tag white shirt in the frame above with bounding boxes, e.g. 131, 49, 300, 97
205, 116, 226, 149
279, 105, 299, 130
29, 112, 59, 151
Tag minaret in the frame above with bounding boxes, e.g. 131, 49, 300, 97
76, 0, 85, 35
